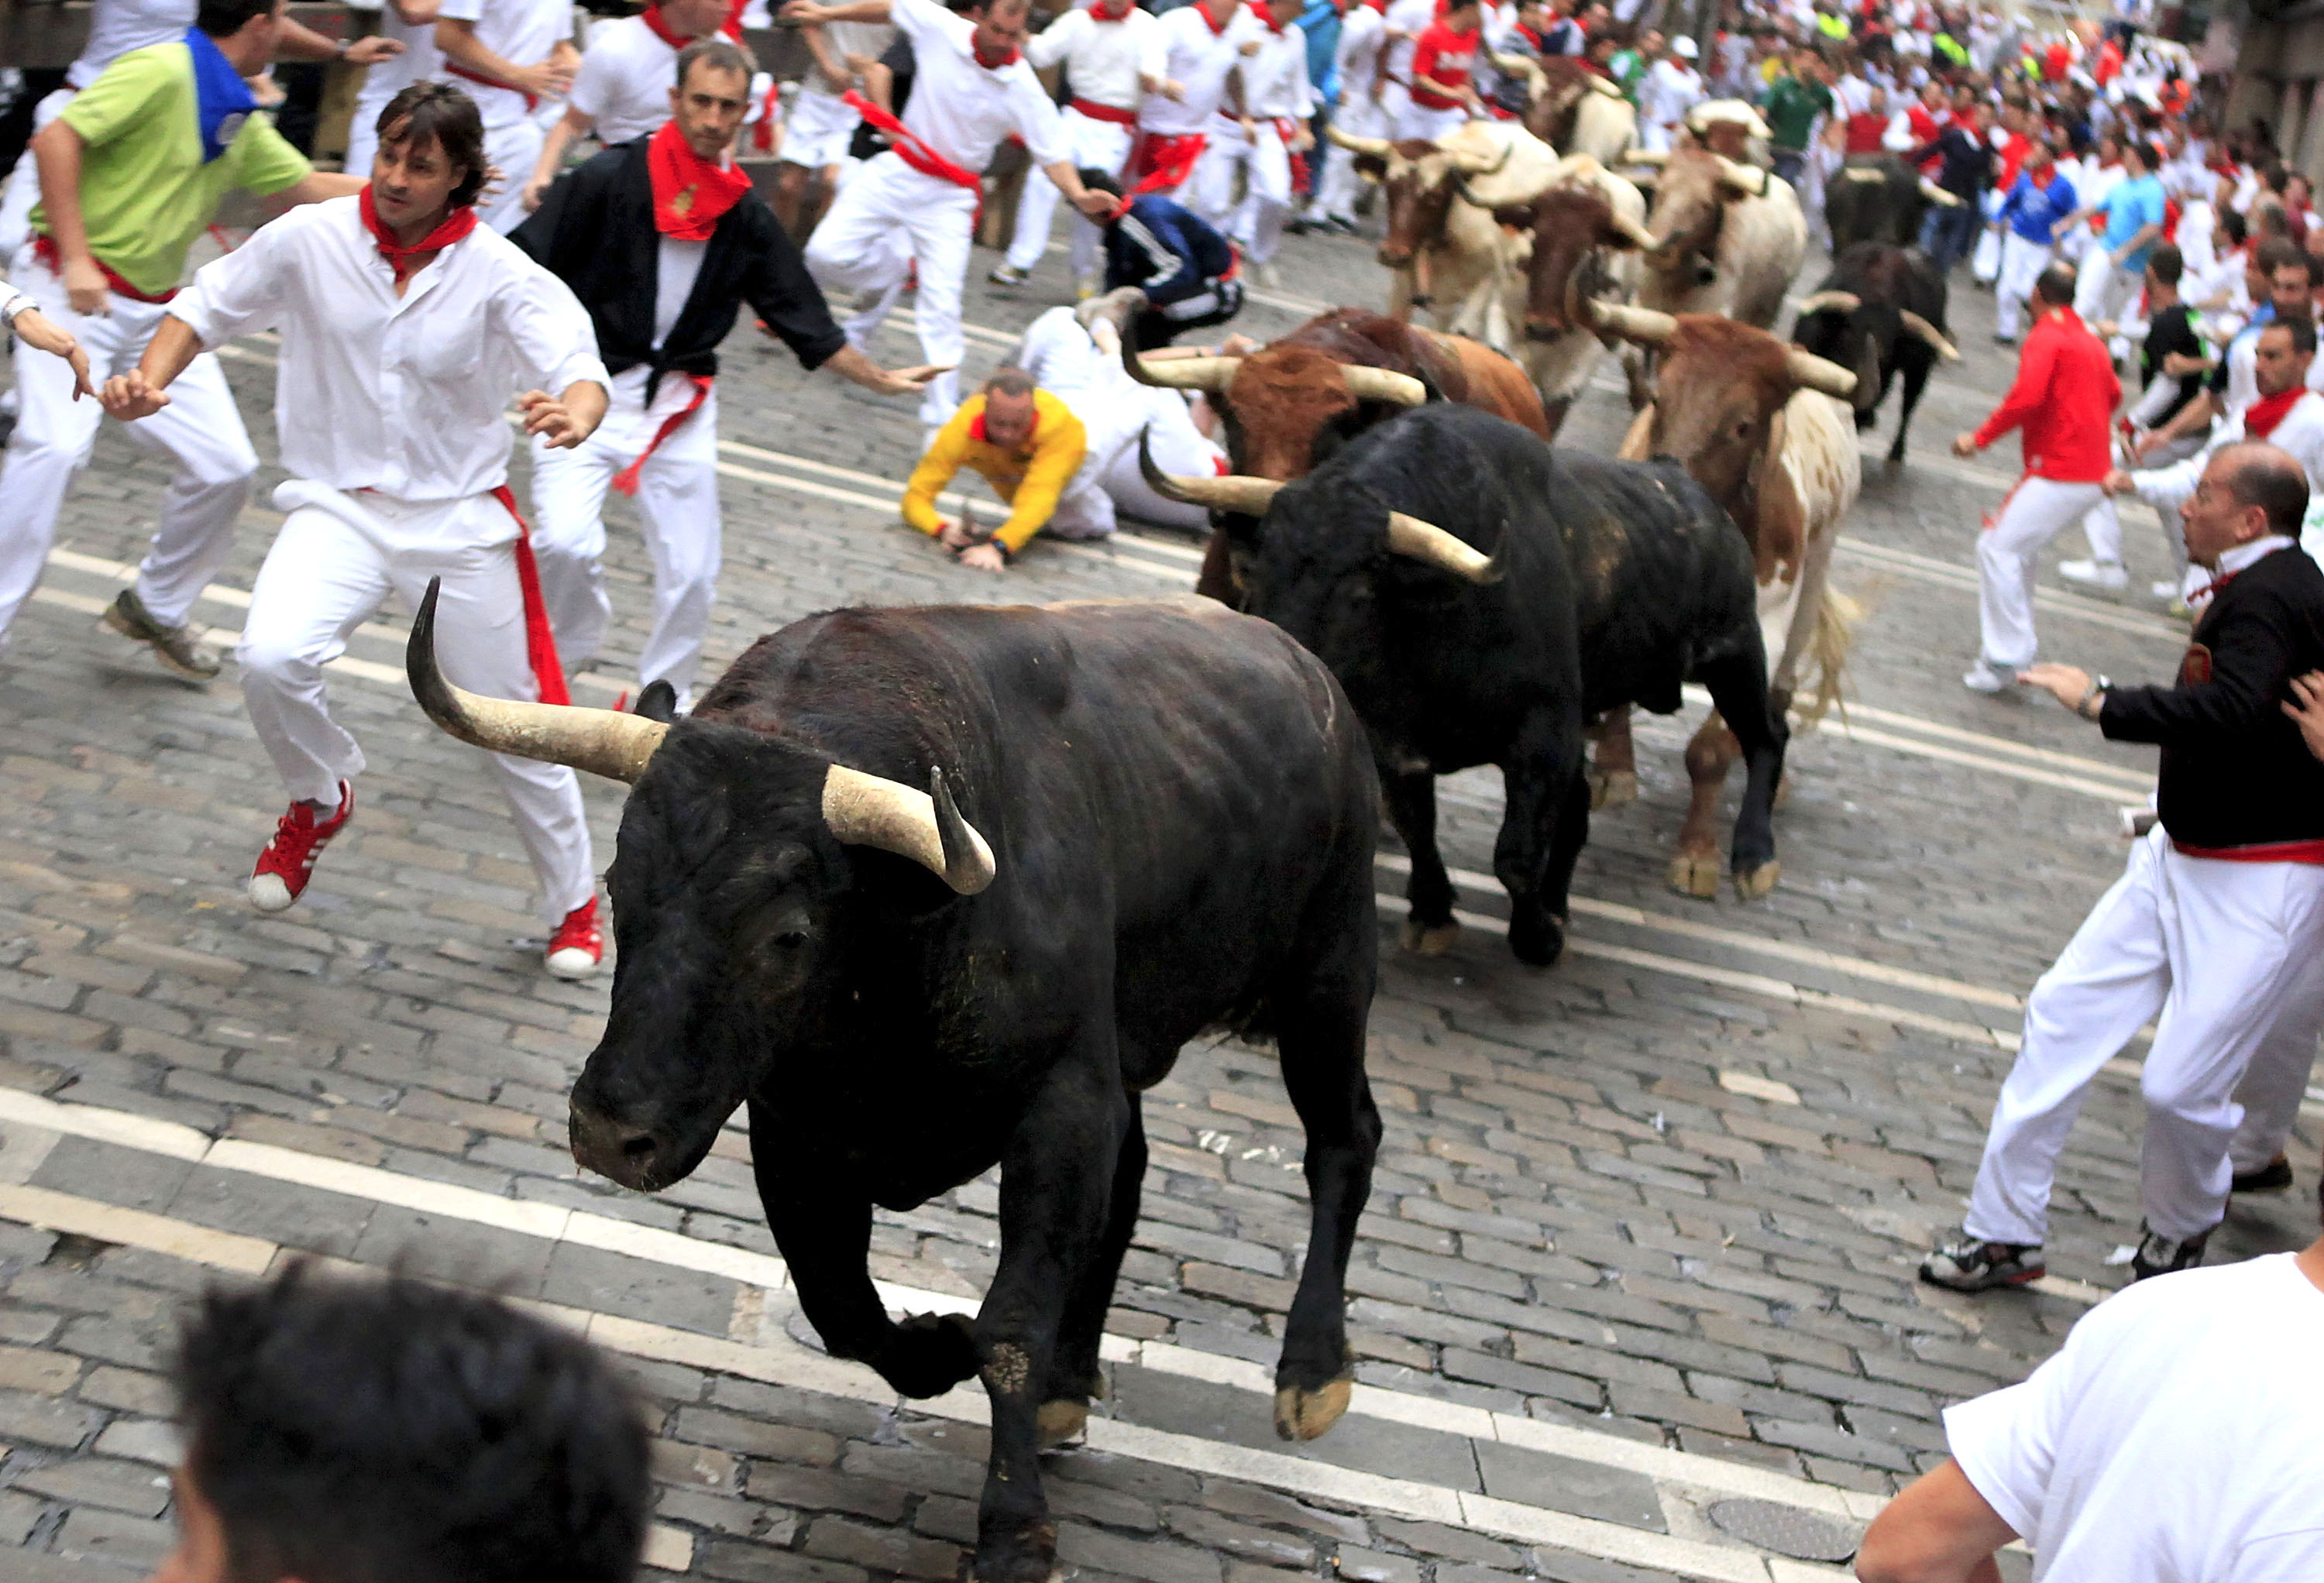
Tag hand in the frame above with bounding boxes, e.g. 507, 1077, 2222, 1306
1291, 129, 1313, 153
870, 362, 945, 395
10, 308, 94, 399
477, 162, 508, 204
956, 542, 1008, 572
2101, 467, 2134, 495
2131, 430, 2164, 462
522, 170, 554, 211
781, 0, 832, 19
1161, 77, 1186, 101
1239, 38, 1261, 53
1950, 431, 1977, 458
1073, 188, 1118, 219
99, 368, 170, 420
2095, 319, 2117, 338
2017, 661, 2093, 711
2161, 351, 2206, 377
342, 36, 404, 64
936, 519, 976, 550
518, 388, 595, 448
2284, 671, 2324, 763
515, 59, 575, 101
60, 255, 110, 318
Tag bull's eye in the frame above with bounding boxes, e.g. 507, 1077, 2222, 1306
776, 929, 808, 950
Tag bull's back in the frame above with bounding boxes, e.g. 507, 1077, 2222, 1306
1421, 332, 1552, 437
1721, 183, 1809, 328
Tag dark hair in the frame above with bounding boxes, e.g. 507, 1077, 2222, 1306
677, 36, 753, 87
984, 366, 1038, 399
2258, 236, 2305, 278
2219, 443, 2311, 535
198, 0, 278, 36
2032, 262, 2076, 307
2262, 315, 2319, 356
2147, 243, 2182, 287
1078, 166, 1122, 199
2130, 140, 2161, 171
2219, 208, 2247, 246
174, 1263, 650, 1583
374, 83, 490, 208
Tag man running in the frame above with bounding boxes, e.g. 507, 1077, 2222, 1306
0, 0, 364, 678
100, 83, 615, 979
1395, 0, 1483, 140
1200, 0, 1311, 287
770, 3, 892, 239
515, 38, 936, 709
435, 0, 579, 232
1131, 0, 1262, 207
521, 0, 735, 211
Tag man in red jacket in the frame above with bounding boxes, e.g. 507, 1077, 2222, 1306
1954, 263, 2122, 693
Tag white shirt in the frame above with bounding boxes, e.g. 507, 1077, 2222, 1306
653, 237, 707, 352
1945, 1254, 2324, 1583
355, 3, 446, 112
1333, 5, 1387, 105
1015, 304, 1109, 408
889, 0, 1069, 170
435, 0, 576, 127
1638, 58, 1703, 130
70, 0, 193, 88
1234, 22, 1314, 120
567, 15, 680, 145
2133, 391, 2324, 527
802, 19, 896, 98
1140, 2, 1266, 135
1380, 0, 1433, 86
168, 197, 607, 503
1027, 6, 1165, 113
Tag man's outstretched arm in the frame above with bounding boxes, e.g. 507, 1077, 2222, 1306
1855, 1460, 2015, 1583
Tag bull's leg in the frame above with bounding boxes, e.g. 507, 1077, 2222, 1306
1700, 655, 1789, 899
975, 1049, 1129, 1583
1271, 968, 1381, 1440
1586, 706, 1638, 810
1497, 710, 1586, 967
748, 1104, 979, 1398
1669, 712, 1741, 899
1889, 349, 1934, 463
1624, 346, 1655, 410
1383, 767, 1458, 955
1036, 1099, 1147, 1447
1194, 527, 1239, 605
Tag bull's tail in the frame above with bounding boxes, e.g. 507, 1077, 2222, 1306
1791, 584, 1858, 731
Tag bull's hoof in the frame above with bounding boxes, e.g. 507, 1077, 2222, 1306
1400, 919, 1459, 956
1273, 1376, 1353, 1441
970, 1522, 1061, 1583
1734, 860, 1781, 900
1668, 850, 1721, 899
1507, 908, 1566, 967
1588, 767, 1638, 811
1886, 443, 1907, 465
878, 1311, 981, 1399
1036, 1399, 1089, 1448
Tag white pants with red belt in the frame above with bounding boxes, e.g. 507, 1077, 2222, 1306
1975, 473, 2113, 670
238, 482, 595, 922
529, 365, 722, 706
1007, 106, 1133, 277
805, 152, 974, 427
0, 246, 256, 650
1964, 826, 2324, 1244
1200, 118, 1299, 265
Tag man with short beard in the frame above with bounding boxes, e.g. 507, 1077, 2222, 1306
99, 84, 616, 980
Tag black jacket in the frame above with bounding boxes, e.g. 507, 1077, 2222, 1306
512, 135, 847, 397
1907, 128, 1993, 202
2102, 544, 2324, 846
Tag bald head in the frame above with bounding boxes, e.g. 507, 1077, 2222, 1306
2217, 443, 2310, 537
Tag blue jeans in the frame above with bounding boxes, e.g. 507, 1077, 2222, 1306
1921, 202, 1979, 273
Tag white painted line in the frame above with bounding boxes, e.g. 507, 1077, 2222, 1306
1837, 539, 2188, 644
0, 1181, 275, 1274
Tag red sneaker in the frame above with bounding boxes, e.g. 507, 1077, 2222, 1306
249, 783, 353, 913
545, 896, 604, 980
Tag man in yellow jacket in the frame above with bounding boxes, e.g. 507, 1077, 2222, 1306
902, 368, 1089, 572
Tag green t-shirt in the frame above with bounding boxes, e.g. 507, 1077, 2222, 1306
37, 40, 311, 297
1758, 73, 1831, 153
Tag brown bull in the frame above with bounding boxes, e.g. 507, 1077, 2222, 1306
1490, 154, 1651, 434
1500, 53, 1637, 163
1112, 304, 1549, 600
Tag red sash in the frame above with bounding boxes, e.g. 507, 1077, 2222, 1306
32, 233, 175, 304
1071, 97, 1139, 126
1273, 116, 1308, 190
843, 90, 982, 194
487, 486, 571, 706
2172, 838, 2324, 865
446, 60, 538, 112
1131, 131, 1208, 193
610, 374, 713, 496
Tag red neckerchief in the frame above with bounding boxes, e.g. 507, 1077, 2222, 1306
721, 0, 745, 39
638, 2, 695, 50
969, 400, 1037, 445
973, 38, 1021, 66
1198, 0, 1235, 34
2246, 386, 2305, 440
646, 118, 751, 240
1092, 0, 1136, 18
358, 185, 477, 283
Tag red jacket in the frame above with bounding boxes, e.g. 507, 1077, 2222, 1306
1974, 307, 2119, 481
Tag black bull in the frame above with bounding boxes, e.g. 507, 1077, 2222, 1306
1790, 241, 1955, 463
1170, 404, 1786, 967
404, 587, 1383, 1583
1824, 153, 1938, 255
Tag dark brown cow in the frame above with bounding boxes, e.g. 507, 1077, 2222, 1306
1501, 53, 1637, 163
1490, 154, 1651, 434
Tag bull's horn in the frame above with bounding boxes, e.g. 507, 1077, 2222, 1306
1449, 141, 1514, 177
1608, 209, 1658, 249
405, 578, 666, 782
1840, 167, 1887, 184
1124, 335, 1242, 392
1585, 74, 1624, 98
1900, 310, 1961, 361
1136, 427, 1287, 513
823, 764, 995, 895
1783, 348, 1858, 399
1343, 365, 1428, 406
1714, 155, 1766, 195
1618, 149, 1669, 167
1795, 290, 1862, 316
1385, 513, 1501, 584
1325, 124, 1394, 159
1587, 300, 1679, 347
1919, 178, 1961, 208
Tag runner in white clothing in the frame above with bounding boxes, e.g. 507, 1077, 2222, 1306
347, 0, 444, 177
521, 0, 733, 211
1197, 0, 1311, 279
435, 0, 579, 232
784, 0, 1116, 428
0, 276, 95, 395
1376, 0, 1432, 138
1129, 0, 1264, 205
99, 84, 614, 979
1308, 0, 1385, 231
1635, 36, 1703, 153
993, 0, 1170, 292
772, 13, 893, 238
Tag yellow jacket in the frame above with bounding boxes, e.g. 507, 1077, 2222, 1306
902, 390, 1088, 555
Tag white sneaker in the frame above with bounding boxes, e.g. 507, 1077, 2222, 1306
2058, 558, 2129, 592
1961, 659, 2016, 694
2150, 579, 2181, 601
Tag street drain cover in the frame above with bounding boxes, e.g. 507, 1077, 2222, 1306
1706, 1499, 1862, 1562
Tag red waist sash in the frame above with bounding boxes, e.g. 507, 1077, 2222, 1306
843, 91, 982, 192
2171, 838, 2324, 865
610, 375, 713, 496
1071, 97, 1139, 125
33, 233, 175, 304
446, 60, 540, 112
1130, 130, 1207, 193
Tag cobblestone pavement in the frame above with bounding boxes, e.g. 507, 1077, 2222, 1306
0, 206, 2317, 1583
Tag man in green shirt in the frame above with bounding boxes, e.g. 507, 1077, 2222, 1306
0, 0, 362, 679
1758, 46, 1831, 187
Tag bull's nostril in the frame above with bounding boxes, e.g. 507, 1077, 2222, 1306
620, 1133, 657, 1164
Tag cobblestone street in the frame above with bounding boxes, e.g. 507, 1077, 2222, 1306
0, 211, 2315, 1583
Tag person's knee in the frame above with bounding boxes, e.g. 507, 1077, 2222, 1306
236, 630, 322, 693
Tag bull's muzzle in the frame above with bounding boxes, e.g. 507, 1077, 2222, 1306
571, 1098, 676, 1193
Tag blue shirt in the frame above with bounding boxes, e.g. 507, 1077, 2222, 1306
1104, 194, 1236, 305
1298, 0, 1340, 103
2100, 173, 2166, 272
1999, 170, 2078, 244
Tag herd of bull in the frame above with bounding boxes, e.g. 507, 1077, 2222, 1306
385, 96, 1982, 1583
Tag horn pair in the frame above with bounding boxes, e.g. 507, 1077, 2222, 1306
404, 581, 995, 895
1135, 433, 1501, 585
1119, 335, 1428, 407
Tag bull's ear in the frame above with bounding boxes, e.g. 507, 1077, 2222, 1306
1355, 155, 1387, 180
1491, 204, 1534, 230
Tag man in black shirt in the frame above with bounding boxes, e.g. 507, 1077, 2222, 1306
1910, 101, 1994, 275
514, 38, 934, 707
1923, 442, 2324, 1293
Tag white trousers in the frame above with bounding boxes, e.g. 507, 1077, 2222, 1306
0, 88, 70, 263
477, 118, 547, 235
1970, 190, 2003, 283
528, 367, 723, 705
1314, 94, 1388, 221
0, 248, 256, 647
805, 153, 975, 428
1393, 101, 1466, 143
239, 485, 594, 920
1975, 475, 2112, 669
1993, 232, 2051, 341
2073, 244, 2130, 330
1210, 123, 1298, 264
1007, 108, 1133, 276
1965, 826, 2324, 1243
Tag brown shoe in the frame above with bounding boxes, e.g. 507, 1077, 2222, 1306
100, 589, 220, 681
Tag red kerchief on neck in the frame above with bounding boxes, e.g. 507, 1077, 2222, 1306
2247, 387, 2305, 441
648, 118, 752, 240
359, 184, 477, 283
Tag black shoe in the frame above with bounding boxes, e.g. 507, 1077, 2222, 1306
2130, 1221, 2212, 1282
1920, 1230, 2044, 1291
2232, 1155, 2295, 1193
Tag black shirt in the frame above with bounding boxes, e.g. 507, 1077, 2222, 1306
2140, 302, 2205, 426
1907, 128, 1994, 201
512, 135, 847, 397
2101, 544, 2324, 846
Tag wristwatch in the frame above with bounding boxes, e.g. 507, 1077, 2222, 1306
333, 36, 352, 58
2076, 674, 2112, 721
0, 293, 32, 328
